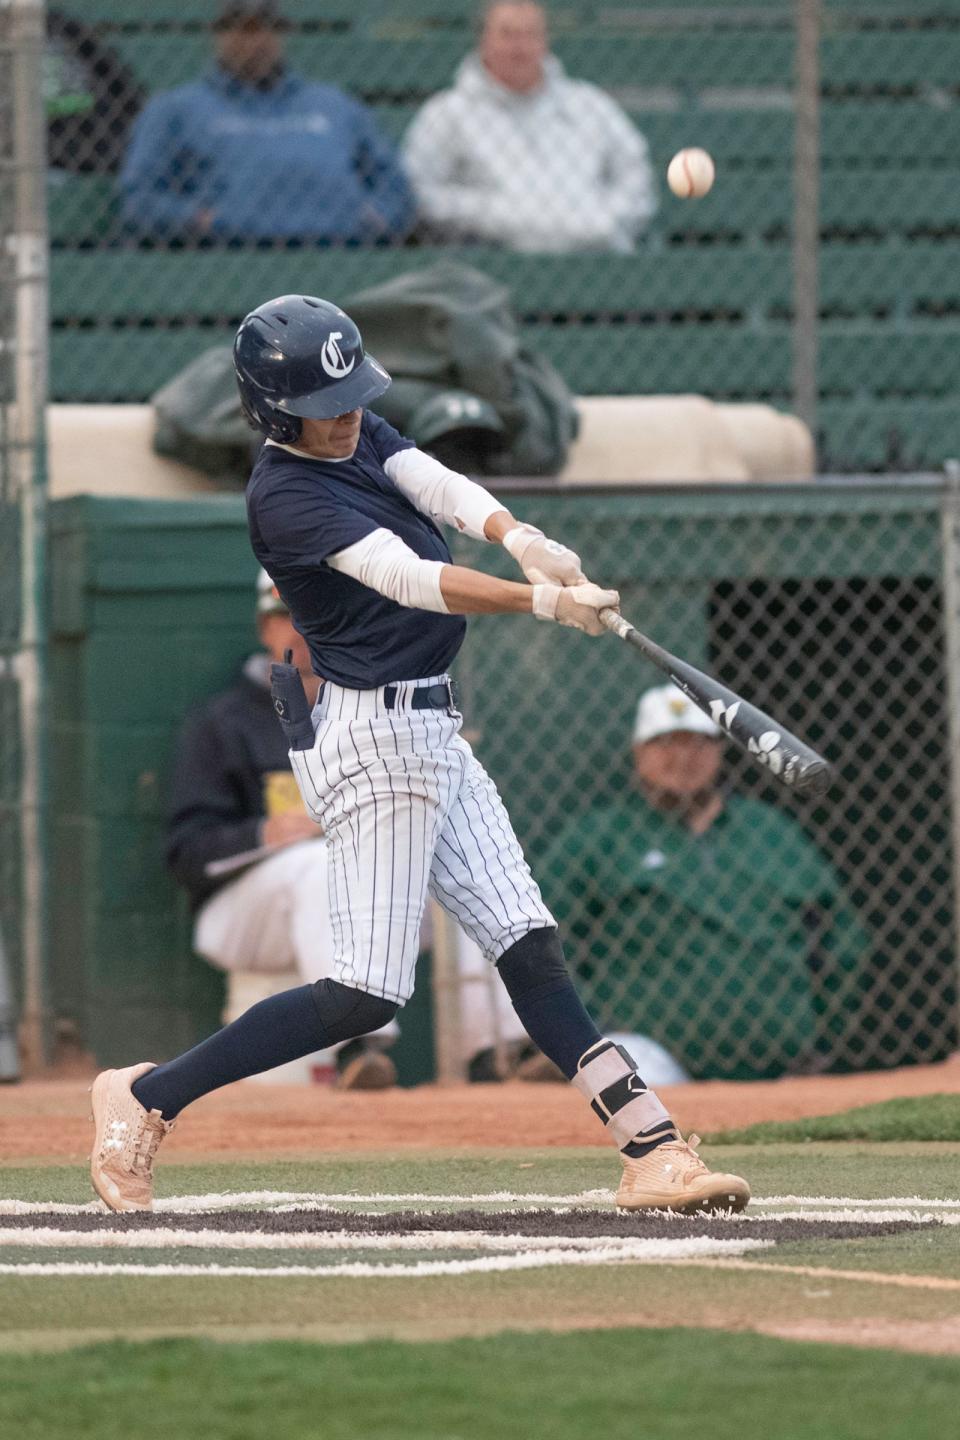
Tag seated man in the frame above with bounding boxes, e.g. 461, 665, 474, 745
455, 919, 688, 1085
166, 570, 397, 1088
440, 918, 560, 1083
541, 684, 870, 1080
120, 1, 413, 245
402, 0, 656, 253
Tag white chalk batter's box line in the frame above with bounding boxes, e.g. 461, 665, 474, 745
1, 1207, 956, 1260
2, 1190, 959, 1218
5, 1251, 960, 1288
1, 1187, 955, 1280
5, 1188, 958, 1278
0, 1236, 773, 1280
0, 1228, 737, 1253
0, 1190, 612, 1215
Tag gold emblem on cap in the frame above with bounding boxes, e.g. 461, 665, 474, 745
669, 697, 688, 715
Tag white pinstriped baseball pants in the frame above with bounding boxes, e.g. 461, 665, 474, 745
290, 674, 555, 1004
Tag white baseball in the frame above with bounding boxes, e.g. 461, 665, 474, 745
667, 148, 716, 199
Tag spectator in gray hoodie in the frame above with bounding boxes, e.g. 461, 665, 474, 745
403, 0, 656, 253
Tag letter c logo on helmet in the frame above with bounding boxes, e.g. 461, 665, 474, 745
233, 295, 391, 444
320, 332, 356, 380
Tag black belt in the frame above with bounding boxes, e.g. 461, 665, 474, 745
383, 681, 455, 711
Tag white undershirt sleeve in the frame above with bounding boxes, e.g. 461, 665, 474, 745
383, 447, 503, 541
327, 528, 449, 613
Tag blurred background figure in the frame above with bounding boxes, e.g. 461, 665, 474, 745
403, 0, 656, 252
434, 920, 561, 1084
119, 0, 413, 245
46, 8, 144, 175
165, 571, 398, 1089
454, 919, 688, 1087
541, 684, 870, 1080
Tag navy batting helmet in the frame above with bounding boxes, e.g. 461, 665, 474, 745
233, 295, 392, 443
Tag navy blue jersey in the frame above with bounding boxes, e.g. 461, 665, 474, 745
246, 411, 467, 688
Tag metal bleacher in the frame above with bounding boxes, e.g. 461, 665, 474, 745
49, 0, 960, 471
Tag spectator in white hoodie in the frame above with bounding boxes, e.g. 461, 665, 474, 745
403, 0, 656, 254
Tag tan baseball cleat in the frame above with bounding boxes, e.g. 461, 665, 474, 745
616, 1133, 750, 1214
89, 1062, 175, 1213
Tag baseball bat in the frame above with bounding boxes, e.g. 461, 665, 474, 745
599, 608, 833, 798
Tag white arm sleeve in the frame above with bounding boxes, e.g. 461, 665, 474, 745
327, 528, 449, 613
383, 447, 503, 541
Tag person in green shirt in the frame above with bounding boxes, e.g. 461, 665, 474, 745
541, 684, 870, 1080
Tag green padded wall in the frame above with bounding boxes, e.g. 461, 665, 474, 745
49, 496, 254, 1065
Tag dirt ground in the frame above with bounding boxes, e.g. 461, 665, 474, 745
2, 1056, 959, 1161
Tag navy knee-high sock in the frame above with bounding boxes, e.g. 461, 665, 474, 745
131, 985, 326, 1120
510, 980, 604, 1078
131, 981, 397, 1121
496, 930, 603, 1078
497, 931, 674, 1159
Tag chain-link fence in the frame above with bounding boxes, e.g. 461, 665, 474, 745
452, 486, 958, 1079
11, 0, 960, 1079
38, 0, 960, 473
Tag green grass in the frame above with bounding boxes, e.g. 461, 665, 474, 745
2, 1146, 957, 1355
4, 1144, 959, 1208
707, 1095, 960, 1146
771, 1229, 960, 1279
0, 1150, 611, 1205
0, 1330, 958, 1440
6, 1251, 959, 1354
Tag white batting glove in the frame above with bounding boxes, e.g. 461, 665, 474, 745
532, 583, 620, 637
502, 522, 585, 587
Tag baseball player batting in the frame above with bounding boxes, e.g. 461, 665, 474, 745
90, 295, 749, 1217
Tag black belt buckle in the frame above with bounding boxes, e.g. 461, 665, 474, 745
421, 682, 453, 710
384, 680, 456, 712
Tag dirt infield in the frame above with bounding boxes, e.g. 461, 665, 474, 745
2, 1057, 958, 1160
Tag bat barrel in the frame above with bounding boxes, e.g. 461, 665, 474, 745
599, 607, 833, 798
784, 758, 832, 798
